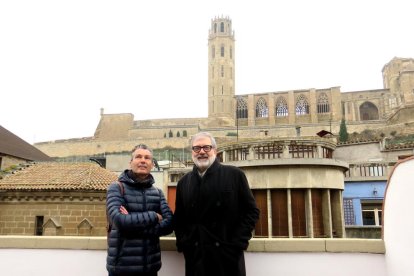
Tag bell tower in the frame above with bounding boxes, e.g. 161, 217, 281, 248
208, 16, 235, 121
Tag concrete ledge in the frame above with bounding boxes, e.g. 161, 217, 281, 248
325, 238, 385, 253
0, 236, 385, 254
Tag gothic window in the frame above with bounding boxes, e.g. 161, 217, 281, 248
221, 45, 225, 57
220, 22, 224, 32
295, 94, 309, 115
230, 46, 233, 59
214, 23, 217, 33
211, 46, 215, 59
236, 97, 248, 119
359, 101, 379, 120
317, 93, 330, 113
275, 96, 288, 117
256, 97, 269, 118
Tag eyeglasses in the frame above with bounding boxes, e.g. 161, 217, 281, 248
192, 145, 213, 153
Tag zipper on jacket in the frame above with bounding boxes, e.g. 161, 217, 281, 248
142, 189, 148, 272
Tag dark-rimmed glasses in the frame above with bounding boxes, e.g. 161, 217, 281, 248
192, 145, 213, 153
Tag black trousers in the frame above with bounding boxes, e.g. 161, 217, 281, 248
108, 272, 157, 276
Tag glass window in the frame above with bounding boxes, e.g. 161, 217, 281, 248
317, 93, 330, 113
361, 201, 382, 226
236, 98, 248, 119
256, 97, 269, 118
276, 96, 288, 117
343, 199, 355, 225
295, 94, 310, 115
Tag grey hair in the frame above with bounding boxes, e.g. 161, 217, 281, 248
131, 144, 153, 160
190, 132, 217, 148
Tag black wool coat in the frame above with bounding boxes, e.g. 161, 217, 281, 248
106, 170, 173, 275
174, 160, 260, 276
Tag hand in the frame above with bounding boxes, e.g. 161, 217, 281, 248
120, 205, 129, 214
156, 213, 163, 222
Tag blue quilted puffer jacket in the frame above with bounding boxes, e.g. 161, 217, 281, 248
106, 170, 173, 275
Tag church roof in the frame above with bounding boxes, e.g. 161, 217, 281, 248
0, 125, 51, 161
0, 162, 118, 191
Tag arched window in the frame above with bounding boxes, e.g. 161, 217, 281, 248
237, 98, 248, 119
256, 97, 269, 118
359, 101, 379, 120
275, 96, 288, 117
220, 22, 224, 32
295, 94, 309, 115
317, 93, 330, 113
221, 45, 225, 57
211, 46, 215, 59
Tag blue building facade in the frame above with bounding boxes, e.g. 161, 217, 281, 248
343, 181, 386, 226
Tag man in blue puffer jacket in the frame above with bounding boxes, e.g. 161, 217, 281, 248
106, 144, 173, 276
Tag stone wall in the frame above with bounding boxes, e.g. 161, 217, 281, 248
0, 155, 26, 170
0, 192, 107, 236
35, 137, 191, 158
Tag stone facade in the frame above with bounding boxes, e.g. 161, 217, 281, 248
0, 194, 107, 236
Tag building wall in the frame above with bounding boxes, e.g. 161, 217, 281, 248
35, 137, 191, 158
0, 192, 107, 236
0, 155, 26, 170
0, 237, 387, 276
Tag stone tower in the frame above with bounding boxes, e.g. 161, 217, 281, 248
207, 16, 235, 124
382, 57, 414, 109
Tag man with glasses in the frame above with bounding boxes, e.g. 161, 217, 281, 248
174, 132, 259, 276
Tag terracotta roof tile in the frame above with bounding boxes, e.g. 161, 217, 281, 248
0, 162, 118, 191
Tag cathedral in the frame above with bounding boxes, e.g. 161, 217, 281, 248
35, 16, 414, 158
8, 16, 414, 239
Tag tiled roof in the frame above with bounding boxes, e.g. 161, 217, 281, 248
0, 162, 118, 191
0, 125, 51, 161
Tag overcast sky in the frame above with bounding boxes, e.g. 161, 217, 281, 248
1, 0, 413, 144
